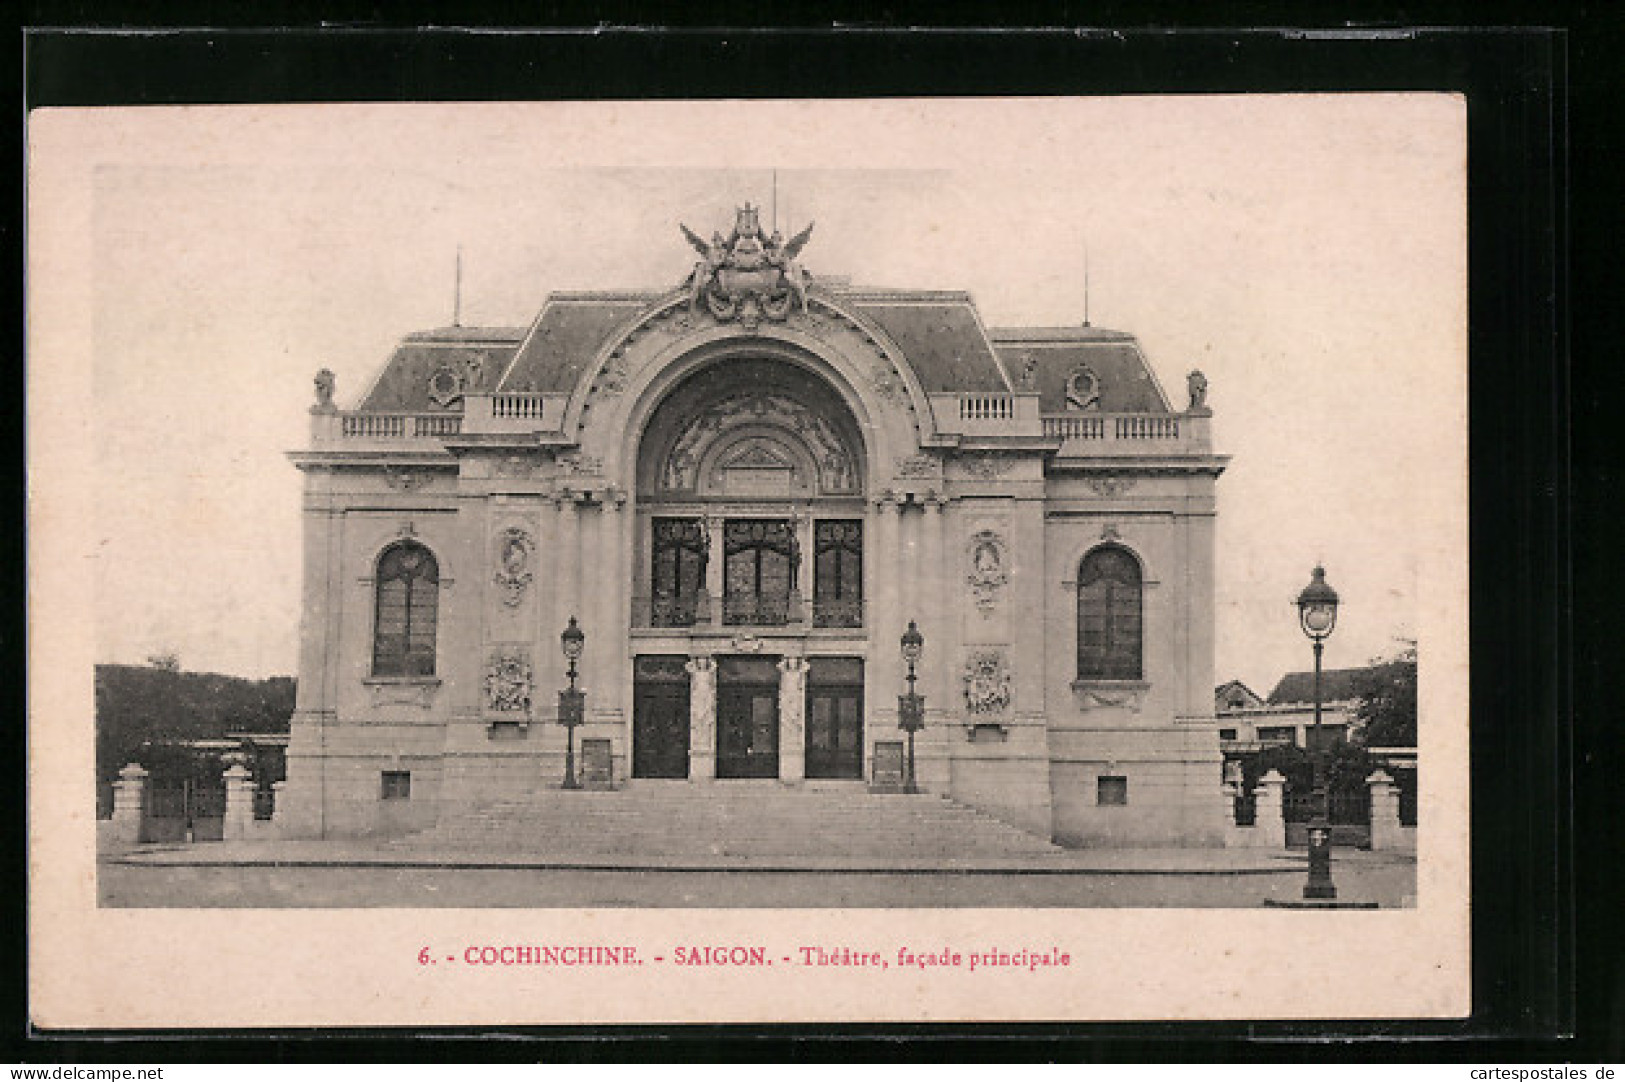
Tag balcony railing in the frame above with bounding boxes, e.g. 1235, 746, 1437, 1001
811, 598, 864, 629
723, 594, 793, 627
648, 592, 709, 629
334, 412, 464, 440
633, 593, 865, 631
1042, 414, 1182, 441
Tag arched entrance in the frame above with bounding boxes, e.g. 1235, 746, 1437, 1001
630, 356, 870, 781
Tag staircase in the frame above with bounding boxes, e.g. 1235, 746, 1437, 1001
400, 783, 1062, 859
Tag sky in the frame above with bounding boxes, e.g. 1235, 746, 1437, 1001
34, 96, 1466, 695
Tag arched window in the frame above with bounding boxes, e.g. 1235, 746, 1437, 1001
373, 542, 439, 676
1077, 546, 1142, 681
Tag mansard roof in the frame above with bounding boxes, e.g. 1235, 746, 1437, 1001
351, 289, 1171, 413
356, 327, 524, 411
988, 326, 1173, 414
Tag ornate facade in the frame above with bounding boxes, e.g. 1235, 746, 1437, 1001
280, 206, 1230, 847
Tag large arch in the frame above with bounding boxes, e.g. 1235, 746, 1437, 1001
635, 357, 868, 502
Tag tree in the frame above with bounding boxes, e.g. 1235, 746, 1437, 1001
1351, 642, 1418, 748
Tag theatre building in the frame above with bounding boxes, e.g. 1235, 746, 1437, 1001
278, 207, 1231, 850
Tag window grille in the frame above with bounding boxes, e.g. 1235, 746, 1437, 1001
1076, 546, 1142, 680
373, 542, 439, 676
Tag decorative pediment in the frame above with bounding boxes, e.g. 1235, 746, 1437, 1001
719, 441, 796, 472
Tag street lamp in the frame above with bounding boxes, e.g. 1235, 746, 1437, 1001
898, 619, 926, 795
558, 615, 585, 790
1296, 565, 1341, 900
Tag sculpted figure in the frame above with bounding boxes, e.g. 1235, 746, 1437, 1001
680, 224, 729, 315
1187, 369, 1209, 411
312, 368, 336, 411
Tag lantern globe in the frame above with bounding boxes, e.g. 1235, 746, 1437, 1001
1296, 566, 1340, 641
900, 620, 925, 665
560, 615, 585, 660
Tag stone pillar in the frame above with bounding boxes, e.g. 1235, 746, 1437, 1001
1253, 769, 1288, 849
536, 488, 561, 693
871, 492, 902, 746
597, 491, 627, 719
778, 656, 809, 782
556, 491, 581, 644
1367, 769, 1403, 851
270, 780, 286, 830
112, 763, 147, 844
686, 656, 717, 781
222, 763, 255, 841
919, 494, 949, 792
703, 515, 725, 626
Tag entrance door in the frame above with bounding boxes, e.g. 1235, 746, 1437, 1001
716, 656, 780, 779
805, 657, 865, 779
633, 656, 691, 779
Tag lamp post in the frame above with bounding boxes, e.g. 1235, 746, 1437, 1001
558, 616, 585, 790
898, 619, 926, 795
1296, 565, 1341, 900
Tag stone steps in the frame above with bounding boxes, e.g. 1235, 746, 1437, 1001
400, 785, 1061, 858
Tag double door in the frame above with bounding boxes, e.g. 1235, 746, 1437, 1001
716, 656, 780, 779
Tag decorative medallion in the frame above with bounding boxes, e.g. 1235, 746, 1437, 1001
484, 648, 533, 714
1086, 476, 1136, 497
962, 453, 1013, 480
427, 365, 464, 408
962, 650, 1012, 716
730, 634, 765, 654
680, 204, 815, 327
965, 530, 1010, 614
492, 527, 534, 607
895, 454, 938, 479
1065, 365, 1101, 412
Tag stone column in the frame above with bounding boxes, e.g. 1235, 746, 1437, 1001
556, 491, 582, 643
919, 494, 949, 792
871, 492, 902, 745
1253, 769, 1288, 849
112, 763, 147, 844
1367, 769, 1403, 851
686, 656, 717, 781
597, 491, 627, 720
536, 488, 561, 693
222, 763, 255, 841
703, 514, 725, 627
777, 656, 809, 782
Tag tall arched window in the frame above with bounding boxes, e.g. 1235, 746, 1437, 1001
1077, 546, 1142, 681
373, 542, 439, 676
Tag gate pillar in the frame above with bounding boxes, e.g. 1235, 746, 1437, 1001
1252, 769, 1287, 849
112, 762, 147, 844
222, 763, 255, 841
1366, 769, 1403, 851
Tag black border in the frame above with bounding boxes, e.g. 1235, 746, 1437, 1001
18, 21, 1590, 1062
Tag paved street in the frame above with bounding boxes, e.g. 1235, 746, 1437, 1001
99, 853, 1416, 908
